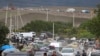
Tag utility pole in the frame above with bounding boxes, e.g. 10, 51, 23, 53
5, 6, 8, 26
14, 15, 17, 32
46, 8, 49, 21
72, 12, 75, 27
9, 13, 12, 37
6, 2, 15, 45
53, 22, 55, 40
9, 12, 12, 45
17, 8, 24, 27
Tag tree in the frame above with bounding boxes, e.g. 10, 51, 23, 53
80, 4, 100, 48
95, 4, 100, 18
65, 27, 78, 38
80, 4, 100, 37
0, 22, 9, 46
76, 29, 94, 38
21, 20, 72, 34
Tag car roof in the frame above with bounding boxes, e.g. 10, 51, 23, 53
62, 47, 74, 50
91, 52, 100, 56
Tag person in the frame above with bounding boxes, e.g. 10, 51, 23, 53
0, 50, 3, 56
43, 52, 47, 56
84, 42, 88, 50
51, 51, 57, 56
76, 51, 81, 56
82, 50, 87, 56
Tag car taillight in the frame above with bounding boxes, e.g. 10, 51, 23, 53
49, 46, 55, 49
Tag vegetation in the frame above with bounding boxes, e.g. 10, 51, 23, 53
79, 4, 100, 48
21, 20, 94, 38
21, 20, 72, 35
20, 5, 100, 39
0, 22, 9, 46
80, 5, 100, 38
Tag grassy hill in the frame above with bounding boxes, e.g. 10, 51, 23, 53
0, 11, 89, 28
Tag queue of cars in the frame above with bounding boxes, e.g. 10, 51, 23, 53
56, 8, 90, 13
4, 33, 100, 56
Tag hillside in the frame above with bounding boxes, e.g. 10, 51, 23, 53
0, 12, 89, 29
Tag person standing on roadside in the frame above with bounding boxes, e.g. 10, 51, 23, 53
76, 51, 81, 56
43, 52, 47, 56
51, 51, 57, 56
82, 50, 87, 56
84, 42, 88, 50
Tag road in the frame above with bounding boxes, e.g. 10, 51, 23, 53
3, 37, 100, 56
21, 7, 94, 19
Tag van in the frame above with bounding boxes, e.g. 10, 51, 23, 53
49, 42, 62, 52
19, 32, 36, 38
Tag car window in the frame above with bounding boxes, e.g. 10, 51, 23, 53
49, 46, 55, 50
91, 54, 100, 56
38, 42, 43, 44
62, 49, 74, 53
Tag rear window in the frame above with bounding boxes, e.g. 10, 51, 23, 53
91, 54, 100, 56
62, 49, 74, 53
91, 53, 100, 56
49, 46, 55, 50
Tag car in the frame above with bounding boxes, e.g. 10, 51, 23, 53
49, 42, 63, 52
88, 48, 100, 56
40, 33, 48, 39
88, 41, 95, 47
2, 48, 20, 56
34, 37, 40, 42
56, 9, 64, 12
40, 33, 46, 37
67, 41, 79, 48
34, 51, 45, 56
40, 46, 49, 51
90, 52, 100, 56
60, 47, 75, 56
48, 50, 62, 56
19, 32, 36, 38
66, 8, 75, 12
88, 51, 100, 56
81, 10, 90, 13
21, 44, 35, 56
5, 52, 29, 56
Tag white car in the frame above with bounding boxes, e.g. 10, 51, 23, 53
34, 37, 40, 42
60, 47, 75, 56
81, 10, 90, 13
40, 33, 47, 37
88, 48, 100, 56
66, 8, 75, 12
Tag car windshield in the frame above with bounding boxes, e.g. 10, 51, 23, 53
91, 54, 100, 56
62, 48, 74, 53
38, 42, 43, 44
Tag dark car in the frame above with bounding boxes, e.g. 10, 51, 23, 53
91, 52, 100, 56
88, 41, 95, 47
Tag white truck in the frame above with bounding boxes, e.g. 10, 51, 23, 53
19, 32, 36, 38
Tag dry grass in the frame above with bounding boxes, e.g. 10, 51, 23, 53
0, 9, 89, 28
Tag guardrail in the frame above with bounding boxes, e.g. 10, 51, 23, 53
4, 52, 30, 56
